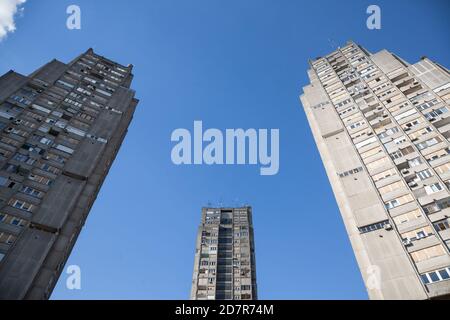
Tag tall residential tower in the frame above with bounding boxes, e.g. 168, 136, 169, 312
301, 41, 450, 299
0, 49, 138, 299
191, 207, 257, 300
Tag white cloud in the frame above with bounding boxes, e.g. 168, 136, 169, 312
0, 0, 26, 41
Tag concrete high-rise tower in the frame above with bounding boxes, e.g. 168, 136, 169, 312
191, 207, 257, 300
0, 49, 138, 299
301, 41, 450, 299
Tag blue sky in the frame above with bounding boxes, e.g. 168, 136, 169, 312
0, 0, 449, 299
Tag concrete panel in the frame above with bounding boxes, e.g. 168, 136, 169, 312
0, 71, 29, 102
0, 228, 56, 299
31, 175, 86, 229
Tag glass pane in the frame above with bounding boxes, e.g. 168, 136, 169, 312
429, 272, 440, 282
438, 269, 450, 280
420, 274, 430, 284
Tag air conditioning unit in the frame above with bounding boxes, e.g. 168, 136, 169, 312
384, 223, 393, 231
408, 181, 418, 188
403, 239, 412, 246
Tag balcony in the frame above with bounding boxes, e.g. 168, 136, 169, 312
360, 102, 380, 113
365, 109, 385, 122
395, 77, 416, 89
403, 84, 423, 96
431, 112, 450, 129
390, 71, 409, 83
369, 114, 390, 127
397, 165, 417, 180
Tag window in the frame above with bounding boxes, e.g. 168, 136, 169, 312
11, 95, 31, 105
416, 137, 442, 150
429, 272, 440, 282
433, 219, 450, 232
55, 144, 74, 154
95, 88, 112, 97
372, 168, 396, 182
64, 98, 83, 108
21, 186, 43, 199
11, 218, 21, 226
385, 199, 399, 209
361, 146, 383, 159
424, 107, 448, 120
66, 126, 86, 137
0, 232, 17, 245
338, 167, 363, 178
366, 157, 389, 172
45, 153, 66, 164
28, 173, 52, 186
420, 267, 450, 285
416, 169, 433, 180
393, 136, 407, 145
408, 157, 422, 167
411, 245, 446, 263
359, 220, 390, 233
410, 91, 433, 104
392, 209, 422, 225
402, 118, 423, 130
425, 183, 443, 195
39, 163, 60, 175
439, 269, 450, 280
12, 153, 35, 165
395, 146, 415, 159
422, 197, 450, 214
408, 126, 433, 140
8, 199, 35, 212
394, 108, 418, 121
31, 104, 51, 114
57, 80, 75, 89
348, 120, 366, 131
385, 194, 414, 210
76, 87, 92, 96
378, 127, 399, 139
378, 181, 405, 195
390, 150, 403, 160
401, 226, 433, 241
421, 274, 430, 284
435, 163, 450, 175
416, 99, 438, 111
416, 169, 433, 181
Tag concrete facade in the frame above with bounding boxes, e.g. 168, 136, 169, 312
300, 41, 450, 299
0, 49, 138, 299
191, 207, 257, 300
